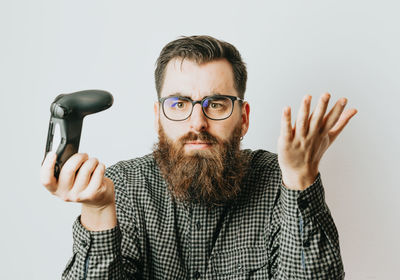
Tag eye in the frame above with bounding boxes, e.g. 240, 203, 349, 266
210, 102, 223, 109
166, 97, 189, 110
171, 101, 187, 109
172, 101, 185, 108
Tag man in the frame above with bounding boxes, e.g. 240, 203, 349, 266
41, 35, 357, 279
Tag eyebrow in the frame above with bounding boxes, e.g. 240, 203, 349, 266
166, 92, 224, 99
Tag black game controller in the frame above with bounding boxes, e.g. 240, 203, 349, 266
43, 90, 113, 178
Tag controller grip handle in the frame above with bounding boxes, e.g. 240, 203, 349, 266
43, 90, 113, 178
45, 118, 83, 178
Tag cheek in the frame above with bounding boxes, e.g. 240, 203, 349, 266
214, 114, 242, 139
160, 118, 186, 141
208, 122, 238, 141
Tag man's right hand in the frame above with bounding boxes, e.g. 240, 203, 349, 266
40, 152, 117, 231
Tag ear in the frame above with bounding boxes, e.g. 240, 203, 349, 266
154, 102, 160, 132
240, 102, 250, 137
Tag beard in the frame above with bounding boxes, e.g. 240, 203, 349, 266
153, 121, 249, 207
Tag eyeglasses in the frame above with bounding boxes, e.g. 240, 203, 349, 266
159, 95, 244, 121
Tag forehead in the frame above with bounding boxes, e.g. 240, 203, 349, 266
161, 58, 237, 99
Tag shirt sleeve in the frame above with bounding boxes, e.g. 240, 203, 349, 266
273, 172, 345, 280
61, 164, 141, 280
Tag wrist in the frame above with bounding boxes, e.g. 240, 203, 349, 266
81, 203, 117, 231
281, 169, 319, 191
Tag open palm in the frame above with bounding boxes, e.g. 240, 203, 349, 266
277, 93, 358, 190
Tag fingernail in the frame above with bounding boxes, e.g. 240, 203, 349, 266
341, 98, 348, 106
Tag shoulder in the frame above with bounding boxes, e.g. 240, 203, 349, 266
243, 149, 280, 172
105, 153, 158, 181
241, 149, 282, 196
104, 153, 166, 202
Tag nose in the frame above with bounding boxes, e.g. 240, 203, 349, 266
189, 102, 208, 132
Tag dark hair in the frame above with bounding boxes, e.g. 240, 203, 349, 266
155, 35, 247, 99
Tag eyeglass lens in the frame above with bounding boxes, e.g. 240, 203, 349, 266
163, 96, 233, 120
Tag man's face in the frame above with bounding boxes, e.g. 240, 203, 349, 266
154, 58, 250, 151
153, 57, 251, 205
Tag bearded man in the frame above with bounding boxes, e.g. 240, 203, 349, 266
41, 35, 357, 279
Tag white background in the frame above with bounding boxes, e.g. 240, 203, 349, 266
1, 0, 399, 279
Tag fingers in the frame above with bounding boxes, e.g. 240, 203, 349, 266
40, 152, 57, 192
70, 157, 100, 195
321, 98, 348, 134
57, 153, 89, 193
309, 93, 331, 134
40, 151, 111, 207
280, 106, 293, 141
328, 108, 358, 142
78, 163, 107, 202
285, 93, 356, 140
295, 95, 312, 137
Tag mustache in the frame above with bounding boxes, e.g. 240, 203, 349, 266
178, 131, 219, 145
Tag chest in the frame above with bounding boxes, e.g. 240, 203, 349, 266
139, 188, 278, 279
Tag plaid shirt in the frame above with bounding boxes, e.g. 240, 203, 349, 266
62, 149, 344, 279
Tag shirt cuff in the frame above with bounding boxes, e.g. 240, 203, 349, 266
280, 172, 327, 218
72, 215, 122, 256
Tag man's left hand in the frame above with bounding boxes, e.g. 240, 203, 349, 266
278, 93, 358, 191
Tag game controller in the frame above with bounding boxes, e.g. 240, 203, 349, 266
43, 90, 113, 178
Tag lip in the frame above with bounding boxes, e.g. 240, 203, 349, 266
186, 141, 210, 144
184, 142, 212, 150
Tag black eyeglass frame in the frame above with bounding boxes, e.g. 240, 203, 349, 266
159, 94, 244, 121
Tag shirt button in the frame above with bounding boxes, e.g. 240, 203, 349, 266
196, 221, 202, 230
193, 271, 201, 279
80, 240, 88, 248
298, 200, 308, 210
303, 239, 311, 248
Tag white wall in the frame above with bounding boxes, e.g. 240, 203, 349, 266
1, 0, 399, 279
